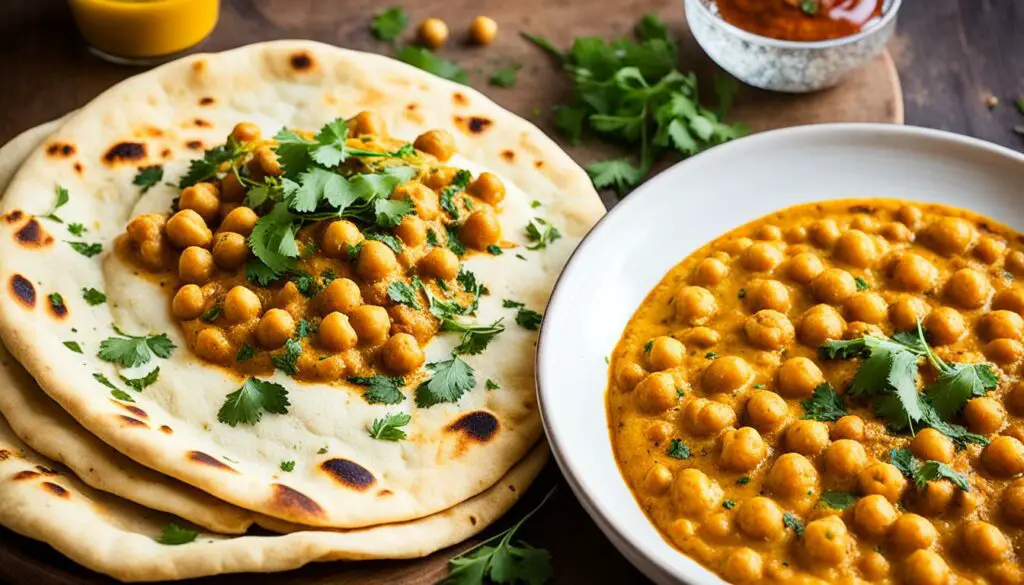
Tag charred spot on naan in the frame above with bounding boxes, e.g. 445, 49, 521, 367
159, 425, 173, 434
0, 449, 13, 461
47, 293, 68, 319
118, 415, 149, 428
199, 96, 215, 106
34, 466, 58, 476
377, 489, 393, 497
46, 142, 76, 158
185, 140, 203, 151
160, 148, 173, 159
73, 162, 84, 175
187, 450, 238, 473
4, 210, 23, 223
42, 482, 69, 498
193, 118, 212, 128
269, 483, 325, 519
446, 411, 499, 442
13, 470, 39, 480
15, 218, 53, 248
453, 115, 494, 135
469, 515, 478, 526
10, 275, 35, 308
320, 458, 375, 491
103, 141, 146, 165
453, 92, 469, 107
289, 51, 314, 71
501, 150, 515, 163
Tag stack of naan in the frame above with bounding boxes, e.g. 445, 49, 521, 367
0, 41, 602, 581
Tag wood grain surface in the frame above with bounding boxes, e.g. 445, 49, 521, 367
0, 0, 1019, 584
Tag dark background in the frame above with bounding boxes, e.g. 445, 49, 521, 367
0, 1, 1021, 584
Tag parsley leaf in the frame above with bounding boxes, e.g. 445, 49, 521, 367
368, 412, 412, 441
120, 368, 159, 392
41, 185, 69, 223
98, 327, 175, 368
271, 338, 303, 375
68, 241, 102, 258
217, 378, 290, 427
489, 62, 523, 88
82, 287, 106, 305
388, 280, 421, 309
63, 341, 83, 354
524, 218, 562, 250
396, 46, 469, 84
415, 356, 476, 407
156, 523, 198, 545
371, 6, 408, 41
280, 460, 296, 472
442, 318, 505, 355
666, 438, 690, 459
133, 165, 164, 193
783, 512, 804, 538
818, 491, 858, 510
349, 375, 406, 405
801, 383, 847, 422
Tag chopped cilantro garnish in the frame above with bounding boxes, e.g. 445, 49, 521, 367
371, 6, 408, 41
486, 379, 501, 390
68, 241, 102, 257
41, 185, 69, 223
387, 280, 421, 309
217, 378, 290, 427
486, 244, 503, 255
271, 338, 303, 375
200, 304, 222, 323
666, 438, 690, 459
524, 217, 562, 250
396, 45, 468, 84
818, 491, 858, 510
98, 326, 175, 368
156, 523, 198, 545
236, 343, 256, 362
82, 287, 106, 306
891, 448, 970, 491
368, 412, 412, 441
120, 368, 159, 392
67, 223, 86, 236
415, 356, 476, 407
801, 383, 847, 422
446, 226, 467, 256
854, 276, 870, 291
722, 499, 736, 510
705, 352, 717, 360
736, 476, 751, 485
178, 138, 246, 189
63, 341, 83, 354
489, 62, 523, 88
133, 165, 164, 193
514, 307, 543, 331
280, 460, 296, 472
443, 318, 505, 355
349, 375, 406, 405
783, 512, 804, 537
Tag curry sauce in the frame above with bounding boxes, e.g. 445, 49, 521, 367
715, 0, 884, 42
608, 200, 1024, 584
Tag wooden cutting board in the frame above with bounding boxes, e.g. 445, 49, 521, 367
0, 0, 902, 583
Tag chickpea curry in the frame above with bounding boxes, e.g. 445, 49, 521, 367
715, 0, 885, 42
608, 200, 1024, 584
120, 113, 513, 388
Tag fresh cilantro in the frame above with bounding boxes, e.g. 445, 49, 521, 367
440, 170, 472, 219
67, 223, 86, 236
643, 340, 654, 354
98, 327, 175, 368
178, 138, 245, 188
457, 268, 482, 294
388, 280, 421, 309
490, 62, 523, 88
289, 271, 322, 298
236, 343, 256, 362
502, 299, 525, 309
63, 341, 83, 354
486, 244, 503, 255
246, 259, 281, 286
801, 383, 847, 422
368, 412, 412, 441
110, 389, 135, 402
736, 476, 751, 485
317, 446, 329, 455
415, 356, 476, 407
443, 318, 505, 355
515, 307, 543, 331
524, 218, 562, 250
93, 373, 119, 391
295, 319, 316, 339
249, 202, 299, 274
705, 352, 717, 359
200, 304, 222, 323
800, 0, 820, 15
271, 338, 303, 375
918, 327, 999, 420
374, 198, 414, 228
427, 229, 440, 246
396, 45, 469, 84
722, 499, 736, 510
217, 378, 290, 427
890, 448, 970, 491
371, 6, 408, 41
349, 375, 406, 405
68, 241, 102, 257
446, 225, 467, 256
783, 512, 804, 537
486, 379, 501, 390
280, 460, 296, 472
48, 292, 64, 309
666, 438, 690, 459
520, 32, 566, 61
586, 159, 646, 196
133, 165, 164, 193
320, 268, 337, 285
82, 287, 106, 305
120, 368, 159, 392
854, 276, 870, 291
366, 231, 404, 254
819, 491, 858, 510
156, 523, 198, 545
41, 185, 69, 223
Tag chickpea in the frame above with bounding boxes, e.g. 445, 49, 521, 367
1009, 251, 1024, 277
223, 286, 262, 324
923, 306, 966, 345
834, 229, 878, 268
418, 247, 460, 281
1003, 483, 1024, 525
890, 513, 938, 552
744, 310, 794, 350
812, 268, 857, 304
272, 281, 302, 310
746, 279, 791, 313
227, 121, 260, 143
804, 516, 851, 563
924, 216, 976, 256
913, 479, 955, 517
391, 182, 440, 221
809, 219, 841, 248
684, 326, 720, 347
911, 428, 955, 463
356, 240, 399, 282
964, 397, 1005, 434
766, 453, 818, 499
194, 328, 232, 363
890, 296, 931, 331
777, 357, 824, 398
722, 237, 754, 255
460, 210, 501, 250
647, 336, 685, 371
825, 439, 868, 478
785, 225, 808, 243
844, 292, 888, 324
253, 145, 281, 177
903, 550, 949, 585
985, 338, 1023, 364
993, 288, 1024, 314
1006, 382, 1024, 415
321, 220, 364, 258
642, 464, 673, 495
891, 253, 938, 293
974, 236, 1007, 264
347, 111, 385, 137
722, 547, 763, 583
178, 182, 221, 224
980, 310, 1024, 341
126, 213, 168, 269
166, 209, 213, 249
218, 202, 241, 224
210, 232, 248, 270
859, 551, 890, 580
743, 242, 784, 272
615, 362, 648, 392
694, 257, 729, 287
960, 520, 1008, 562
395, 215, 427, 247
178, 246, 214, 285
854, 494, 898, 538
896, 205, 924, 230
311, 354, 345, 382
219, 172, 245, 203
719, 427, 767, 471
320, 278, 362, 315
348, 305, 390, 346
945, 268, 992, 309
799, 304, 846, 346
881, 221, 914, 243
982, 436, 1024, 476
701, 512, 733, 540
786, 252, 826, 284
674, 286, 717, 325
672, 468, 723, 517
417, 17, 449, 49
218, 206, 258, 237
683, 398, 737, 436
414, 129, 455, 161
736, 496, 785, 540
256, 308, 295, 349
381, 333, 425, 374
785, 419, 830, 456
745, 390, 789, 433
468, 15, 498, 45
858, 462, 908, 502
646, 420, 672, 444
832, 415, 866, 441
756, 224, 783, 241
464, 172, 505, 206
845, 321, 883, 339
702, 356, 752, 394
635, 372, 681, 414
171, 284, 205, 320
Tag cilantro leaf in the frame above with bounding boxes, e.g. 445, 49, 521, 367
133, 165, 164, 193
524, 218, 562, 250
374, 198, 414, 228
289, 167, 346, 213
486, 379, 501, 390
783, 512, 804, 538
68, 241, 102, 257
489, 62, 523, 88
553, 105, 587, 145
249, 202, 299, 275
63, 341, 83, 354
236, 343, 257, 362
586, 158, 646, 195
439, 170, 472, 220
371, 6, 408, 41
67, 223, 86, 236
98, 328, 175, 368
801, 383, 847, 421
443, 318, 505, 355
120, 367, 159, 392
366, 231, 404, 254
156, 523, 198, 545
666, 438, 690, 459
446, 226, 467, 257
82, 287, 106, 305
854, 276, 870, 291
520, 32, 566, 61
271, 338, 303, 375
396, 46, 469, 84
178, 139, 244, 189
217, 378, 290, 427
280, 460, 296, 472
349, 375, 406, 405
42, 185, 69, 223
818, 491, 858, 510
368, 412, 412, 441
388, 280, 421, 309
415, 356, 476, 407
515, 307, 543, 331
890, 448, 970, 491
246, 259, 281, 286
925, 360, 998, 420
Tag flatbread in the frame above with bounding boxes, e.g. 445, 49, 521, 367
0, 409, 549, 582
0, 41, 603, 528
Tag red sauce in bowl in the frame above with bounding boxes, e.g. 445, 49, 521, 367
715, 0, 885, 42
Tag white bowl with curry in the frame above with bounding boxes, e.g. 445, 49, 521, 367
538, 124, 1024, 584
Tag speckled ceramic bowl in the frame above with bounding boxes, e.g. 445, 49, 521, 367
685, 0, 901, 93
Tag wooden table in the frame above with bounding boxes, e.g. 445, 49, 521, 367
0, 1, 1021, 584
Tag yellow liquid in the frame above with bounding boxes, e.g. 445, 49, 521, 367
68, 0, 219, 59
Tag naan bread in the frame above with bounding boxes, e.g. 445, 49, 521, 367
0, 41, 602, 528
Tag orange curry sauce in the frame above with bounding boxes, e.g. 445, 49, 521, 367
715, 0, 884, 42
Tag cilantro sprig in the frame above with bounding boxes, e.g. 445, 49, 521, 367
890, 448, 971, 491
800, 383, 847, 422
371, 6, 408, 41
217, 378, 290, 427
155, 523, 198, 545
97, 326, 175, 368
133, 165, 164, 193
349, 375, 406, 405
415, 356, 477, 408
41, 185, 69, 223
368, 412, 412, 441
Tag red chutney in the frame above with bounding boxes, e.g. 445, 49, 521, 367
715, 0, 884, 42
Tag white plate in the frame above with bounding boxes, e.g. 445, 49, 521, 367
536, 124, 1024, 585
